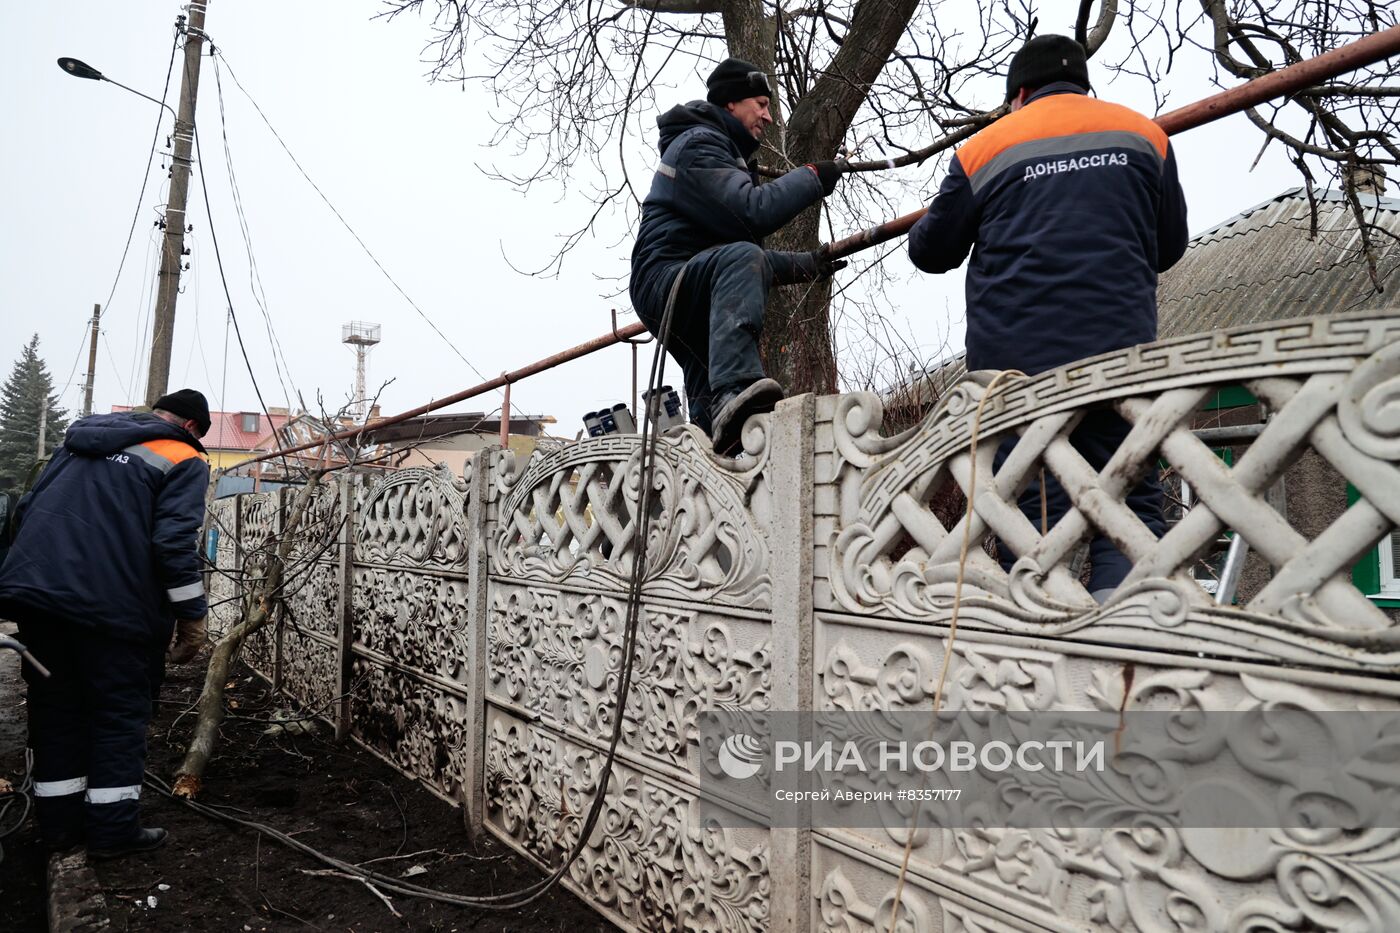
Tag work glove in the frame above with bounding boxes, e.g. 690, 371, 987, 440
807, 160, 846, 197
786, 247, 848, 283
168, 615, 207, 664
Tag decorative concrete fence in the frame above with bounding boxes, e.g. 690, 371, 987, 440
207, 311, 1400, 932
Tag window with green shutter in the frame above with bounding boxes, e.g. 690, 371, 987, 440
1349, 484, 1400, 607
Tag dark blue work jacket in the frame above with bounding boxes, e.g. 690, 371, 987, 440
630, 101, 824, 313
0, 412, 209, 644
909, 84, 1189, 374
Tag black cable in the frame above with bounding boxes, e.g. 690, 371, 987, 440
210, 50, 499, 395
100, 28, 180, 318
191, 98, 295, 484
157, 263, 691, 910
56, 326, 91, 414
208, 52, 299, 411
0, 744, 34, 867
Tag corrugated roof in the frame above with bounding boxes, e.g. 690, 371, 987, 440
1158, 188, 1400, 338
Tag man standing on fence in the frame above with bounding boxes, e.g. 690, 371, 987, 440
0, 389, 212, 857
907, 34, 1189, 600
631, 57, 847, 454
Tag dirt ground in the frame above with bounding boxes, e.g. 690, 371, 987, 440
0, 622, 612, 933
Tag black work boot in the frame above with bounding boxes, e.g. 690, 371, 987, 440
87, 827, 168, 860
710, 378, 783, 455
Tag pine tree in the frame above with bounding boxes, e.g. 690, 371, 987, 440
0, 335, 71, 493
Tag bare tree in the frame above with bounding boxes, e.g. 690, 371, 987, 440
379, 0, 1398, 396
175, 385, 460, 796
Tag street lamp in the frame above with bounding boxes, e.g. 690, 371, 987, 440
56, 57, 176, 118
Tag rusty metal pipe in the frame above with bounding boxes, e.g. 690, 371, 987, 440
234, 321, 648, 468
500, 377, 512, 450
824, 25, 1400, 261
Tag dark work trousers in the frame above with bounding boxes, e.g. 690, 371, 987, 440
993, 409, 1165, 594
635, 243, 773, 435
17, 617, 159, 848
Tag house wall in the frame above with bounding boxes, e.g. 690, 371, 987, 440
389, 434, 545, 474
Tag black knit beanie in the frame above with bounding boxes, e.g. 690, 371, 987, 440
154, 388, 211, 436
1006, 34, 1090, 102
706, 58, 771, 106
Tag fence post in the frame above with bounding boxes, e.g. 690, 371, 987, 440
461, 450, 492, 839
233, 494, 244, 629
334, 473, 356, 741
768, 394, 816, 933
272, 485, 287, 694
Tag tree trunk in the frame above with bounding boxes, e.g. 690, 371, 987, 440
726, 0, 922, 395
173, 471, 325, 798
761, 203, 838, 394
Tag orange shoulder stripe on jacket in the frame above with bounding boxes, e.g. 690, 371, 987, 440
957, 94, 1169, 179
141, 438, 208, 466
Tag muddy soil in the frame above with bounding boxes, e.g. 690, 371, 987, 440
0, 626, 612, 932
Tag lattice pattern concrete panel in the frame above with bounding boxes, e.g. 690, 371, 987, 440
816, 313, 1400, 672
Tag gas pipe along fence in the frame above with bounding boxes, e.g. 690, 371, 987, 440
205, 310, 1400, 933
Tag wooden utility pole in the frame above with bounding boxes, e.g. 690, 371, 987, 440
145, 2, 209, 407
36, 399, 48, 460
83, 304, 100, 417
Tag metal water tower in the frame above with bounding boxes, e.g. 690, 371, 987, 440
342, 322, 381, 421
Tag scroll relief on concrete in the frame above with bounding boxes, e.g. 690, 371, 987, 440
814, 860, 1010, 933
351, 656, 474, 800
206, 497, 240, 640
278, 627, 337, 712
491, 427, 775, 609
822, 312, 1400, 668
485, 430, 778, 931
347, 465, 476, 792
236, 492, 283, 669
485, 708, 771, 933
281, 482, 344, 641
487, 586, 772, 769
352, 465, 472, 671
814, 632, 1400, 932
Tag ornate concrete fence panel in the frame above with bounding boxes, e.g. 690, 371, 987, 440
207, 311, 1400, 932
810, 312, 1400, 932
206, 496, 240, 640
347, 464, 480, 804
481, 422, 804, 932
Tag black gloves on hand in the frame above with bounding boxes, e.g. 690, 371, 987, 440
812, 248, 848, 278
787, 247, 847, 283
808, 160, 846, 196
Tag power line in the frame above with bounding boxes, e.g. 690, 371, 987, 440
56, 326, 90, 412
190, 78, 291, 474
128, 226, 162, 405
100, 27, 180, 322
101, 330, 132, 403
219, 308, 231, 422
209, 52, 299, 412
212, 50, 496, 391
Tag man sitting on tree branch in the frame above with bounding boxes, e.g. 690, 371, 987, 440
630, 57, 846, 454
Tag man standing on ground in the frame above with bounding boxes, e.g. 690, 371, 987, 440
0, 390, 212, 857
631, 57, 846, 453
908, 34, 1189, 599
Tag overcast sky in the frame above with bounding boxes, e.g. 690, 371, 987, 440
2, 1, 1314, 439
